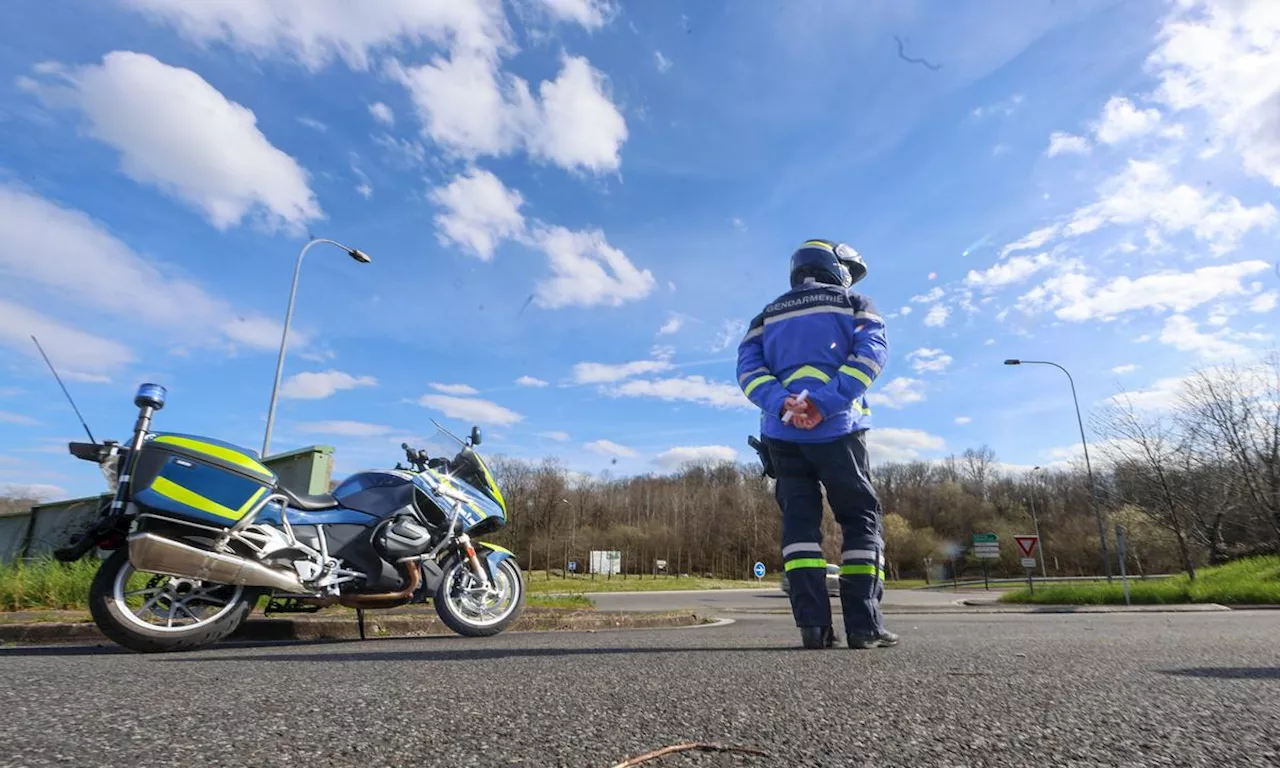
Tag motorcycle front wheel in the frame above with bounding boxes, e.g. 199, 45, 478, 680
433, 557, 525, 637
88, 547, 262, 653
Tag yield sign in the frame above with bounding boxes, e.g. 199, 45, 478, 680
1015, 536, 1039, 557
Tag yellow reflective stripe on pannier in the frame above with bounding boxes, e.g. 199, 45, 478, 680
152, 436, 273, 480
151, 476, 267, 522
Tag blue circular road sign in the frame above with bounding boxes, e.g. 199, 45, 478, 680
753, 561, 766, 579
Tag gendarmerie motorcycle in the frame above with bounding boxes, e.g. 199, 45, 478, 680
57, 382, 524, 653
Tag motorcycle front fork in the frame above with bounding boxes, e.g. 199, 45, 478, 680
457, 534, 493, 590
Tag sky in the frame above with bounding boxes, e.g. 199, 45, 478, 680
1, 0, 1278, 501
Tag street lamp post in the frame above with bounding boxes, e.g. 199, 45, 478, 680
262, 238, 371, 458
1028, 466, 1048, 578
1004, 359, 1113, 581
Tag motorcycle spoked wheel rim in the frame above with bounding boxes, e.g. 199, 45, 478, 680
112, 561, 244, 634
442, 559, 522, 628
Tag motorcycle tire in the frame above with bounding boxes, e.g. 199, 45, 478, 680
89, 547, 263, 653
433, 557, 526, 637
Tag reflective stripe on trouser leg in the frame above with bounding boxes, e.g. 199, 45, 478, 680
839, 537, 885, 639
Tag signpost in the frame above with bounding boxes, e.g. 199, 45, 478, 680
1115, 524, 1132, 606
1015, 535, 1040, 594
972, 533, 1000, 590
753, 561, 766, 582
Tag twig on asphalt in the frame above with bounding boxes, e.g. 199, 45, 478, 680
611, 742, 771, 767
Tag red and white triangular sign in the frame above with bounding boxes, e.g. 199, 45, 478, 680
1015, 536, 1039, 557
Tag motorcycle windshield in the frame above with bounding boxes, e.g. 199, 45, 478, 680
418, 421, 508, 520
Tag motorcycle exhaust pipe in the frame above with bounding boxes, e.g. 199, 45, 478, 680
338, 563, 421, 609
128, 532, 308, 593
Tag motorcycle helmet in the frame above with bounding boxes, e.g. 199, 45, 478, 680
789, 239, 866, 288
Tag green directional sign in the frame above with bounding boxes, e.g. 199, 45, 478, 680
972, 533, 999, 544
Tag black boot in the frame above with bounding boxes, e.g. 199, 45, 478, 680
800, 625, 837, 649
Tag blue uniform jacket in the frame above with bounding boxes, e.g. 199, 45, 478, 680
736, 282, 888, 443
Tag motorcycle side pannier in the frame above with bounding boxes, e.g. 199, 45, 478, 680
130, 433, 278, 530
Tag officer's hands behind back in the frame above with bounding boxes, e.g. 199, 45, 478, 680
783, 395, 823, 430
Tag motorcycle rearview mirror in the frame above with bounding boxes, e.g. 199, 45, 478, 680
470, 426, 482, 446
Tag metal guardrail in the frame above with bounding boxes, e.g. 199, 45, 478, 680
916, 574, 1176, 590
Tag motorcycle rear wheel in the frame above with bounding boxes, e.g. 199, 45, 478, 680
89, 547, 262, 653
433, 557, 525, 637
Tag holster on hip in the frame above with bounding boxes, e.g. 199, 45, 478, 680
747, 435, 775, 479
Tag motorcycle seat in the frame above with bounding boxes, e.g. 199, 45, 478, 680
280, 485, 341, 511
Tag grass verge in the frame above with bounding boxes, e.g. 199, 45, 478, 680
999, 556, 1280, 605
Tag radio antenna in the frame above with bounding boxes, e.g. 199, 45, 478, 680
30, 335, 96, 444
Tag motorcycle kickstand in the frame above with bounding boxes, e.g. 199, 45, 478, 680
357, 608, 366, 641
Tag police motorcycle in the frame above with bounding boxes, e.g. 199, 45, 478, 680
56, 383, 525, 653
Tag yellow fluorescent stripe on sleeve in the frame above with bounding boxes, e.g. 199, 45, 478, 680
838, 365, 874, 387
743, 374, 777, 396
801, 240, 835, 252
782, 366, 832, 385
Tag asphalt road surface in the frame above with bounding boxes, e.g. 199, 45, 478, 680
3, 610, 1279, 767
585, 586, 987, 614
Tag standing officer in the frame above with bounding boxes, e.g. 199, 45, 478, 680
736, 239, 897, 650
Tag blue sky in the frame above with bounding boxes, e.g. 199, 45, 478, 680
2, 0, 1278, 500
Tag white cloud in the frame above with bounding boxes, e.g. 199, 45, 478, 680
0, 483, 66, 501
710, 319, 747, 353
573, 359, 672, 384
538, 430, 571, 441
1060, 160, 1276, 255
0, 298, 134, 380
0, 411, 40, 426
418, 394, 522, 426
984, 338, 996, 345
26, 52, 321, 231
609, 376, 753, 409
295, 420, 393, 438
867, 428, 946, 463
906, 347, 953, 374
1147, 0, 1280, 187
1001, 224, 1062, 258
900, 306, 913, 316
954, 416, 972, 425
395, 52, 628, 175
535, 0, 613, 29
1249, 292, 1278, 313
1019, 260, 1272, 322
655, 50, 672, 73
650, 345, 675, 361
1046, 131, 1091, 157
429, 382, 479, 396
911, 287, 944, 304
1158, 314, 1257, 361
658, 315, 683, 336
732, 217, 746, 232
654, 445, 737, 470
516, 375, 549, 387
923, 304, 951, 328
1112, 363, 1140, 374
122, 0, 508, 70
368, 101, 394, 126
430, 168, 526, 261
297, 116, 327, 132
281, 370, 377, 400
1092, 96, 1163, 144
866, 377, 926, 409
965, 253, 1052, 289
585, 439, 636, 458
527, 225, 655, 308
971, 94, 1023, 119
